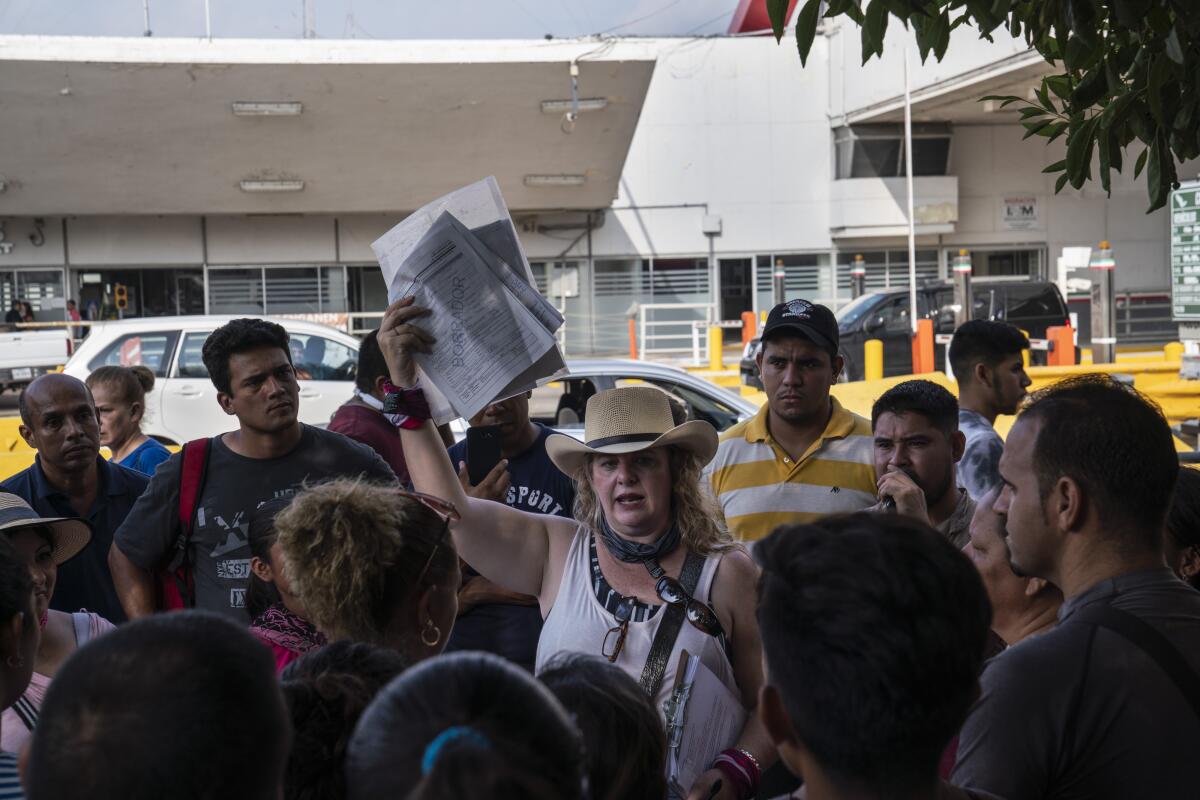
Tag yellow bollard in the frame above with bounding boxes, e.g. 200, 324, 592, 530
708, 326, 724, 371
1019, 329, 1031, 369
864, 339, 883, 382
1165, 341, 1184, 362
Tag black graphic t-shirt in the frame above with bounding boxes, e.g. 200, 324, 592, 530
114, 425, 395, 621
445, 423, 574, 669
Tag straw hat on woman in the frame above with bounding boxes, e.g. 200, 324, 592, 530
377, 297, 773, 800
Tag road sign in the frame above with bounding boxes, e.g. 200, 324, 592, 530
1171, 182, 1200, 320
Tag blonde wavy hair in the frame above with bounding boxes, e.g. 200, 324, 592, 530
572, 446, 736, 556
273, 479, 455, 643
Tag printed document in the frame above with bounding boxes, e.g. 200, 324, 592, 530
378, 204, 565, 421
665, 651, 747, 795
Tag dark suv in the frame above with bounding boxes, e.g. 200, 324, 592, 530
740, 279, 1071, 386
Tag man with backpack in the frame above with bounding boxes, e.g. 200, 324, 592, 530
108, 318, 394, 620
952, 377, 1200, 798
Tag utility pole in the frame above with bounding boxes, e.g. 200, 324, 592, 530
303, 0, 316, 38
142, 0, 152, 36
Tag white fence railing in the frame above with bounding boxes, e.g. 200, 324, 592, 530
636, 303, 716, 360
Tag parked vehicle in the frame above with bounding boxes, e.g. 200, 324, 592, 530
0, 328, 74, 392
63, 316, 362, 445
740, 279, 1073, 387
63, 317, 756, 444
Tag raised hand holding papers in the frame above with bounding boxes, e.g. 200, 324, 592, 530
372, 178, 566, 422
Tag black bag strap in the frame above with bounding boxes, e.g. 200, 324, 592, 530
1073, 603, 1200, 721
11, 694, 37, 732
638, 549, 705, 699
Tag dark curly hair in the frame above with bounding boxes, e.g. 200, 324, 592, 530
201, 318, 291, 395
756, 513, 991, 794
948, 320, 1029, 385
871, 379, 959, 435
280, 641, 409, 800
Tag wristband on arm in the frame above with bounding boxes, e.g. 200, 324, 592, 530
711, 748, 761, 800
380, 379, 432, 429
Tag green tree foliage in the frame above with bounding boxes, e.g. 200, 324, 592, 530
768, 0, 1200, 211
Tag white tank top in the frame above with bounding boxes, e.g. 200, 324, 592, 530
535, 526, 740, 719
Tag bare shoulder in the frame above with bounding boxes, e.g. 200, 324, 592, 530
712, 546, 760, 598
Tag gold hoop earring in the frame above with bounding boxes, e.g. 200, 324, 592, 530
421, 619, 441, 648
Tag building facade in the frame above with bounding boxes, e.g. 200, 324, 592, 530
0, 21, 1191, 354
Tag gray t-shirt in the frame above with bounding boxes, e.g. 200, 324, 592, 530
952, 568, 1200, 799
956, 409, 1003, 502
114, 424, 395, 620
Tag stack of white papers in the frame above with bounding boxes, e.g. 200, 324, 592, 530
372, 178, 567, 423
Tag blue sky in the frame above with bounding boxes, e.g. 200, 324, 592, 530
0, 0, 740, 38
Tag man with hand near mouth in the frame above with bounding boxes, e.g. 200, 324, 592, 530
444, 390, 575, 671
707, 299, 876, 541
1, 374, 148, 622
108, 318, 395, 621
868, 380, 976, 548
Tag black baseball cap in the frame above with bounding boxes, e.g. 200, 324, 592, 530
761, 299, 839, 351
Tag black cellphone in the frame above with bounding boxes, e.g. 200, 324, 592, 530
466, 425, 504, 486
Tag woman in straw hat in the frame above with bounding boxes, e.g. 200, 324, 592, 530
0, 492, 113, 752
377, 297, 772, 800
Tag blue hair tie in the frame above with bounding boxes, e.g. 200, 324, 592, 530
421, 726, 490, 775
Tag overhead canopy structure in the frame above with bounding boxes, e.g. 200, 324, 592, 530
0, 36, 657, 215
843, 50, 1050, 125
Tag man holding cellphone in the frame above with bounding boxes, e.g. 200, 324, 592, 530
445, 389, 575, 671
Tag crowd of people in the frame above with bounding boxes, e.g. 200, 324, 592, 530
0, 292, 1195, 799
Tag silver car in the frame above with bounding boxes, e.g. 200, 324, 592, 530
62, 316, 755, 443
531, 358, 758, 441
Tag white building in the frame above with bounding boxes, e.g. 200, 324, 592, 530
0, 19, 1191, 354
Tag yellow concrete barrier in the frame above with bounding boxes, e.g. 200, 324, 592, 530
1165, 342, 1184, 362
1142, 380, 1200, 423
708, 327, 724, 371
864, 339, 883, 382
1025, 360, 1182, 395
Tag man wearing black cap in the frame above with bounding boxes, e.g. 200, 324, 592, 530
705, 299, 876, 541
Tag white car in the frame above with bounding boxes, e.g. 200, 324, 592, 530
63, 316, 757, 445
63, 316, 361, 445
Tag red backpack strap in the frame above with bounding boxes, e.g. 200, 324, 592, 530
178, 438, 211, 533
160, 438, 211, 611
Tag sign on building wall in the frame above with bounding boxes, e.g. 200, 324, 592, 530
1001, 196, 1039, 231
1170, 182, 1200, 321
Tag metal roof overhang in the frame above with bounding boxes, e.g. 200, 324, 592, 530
0, 36, 657, 215
842, 50, 1051, 126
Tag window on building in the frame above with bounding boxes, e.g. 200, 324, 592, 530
837, 250, 939, 296
834, 124, 952, 179
208, 266, 348, 316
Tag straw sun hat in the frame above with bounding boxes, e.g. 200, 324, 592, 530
545, 385, 718, 475
0, 493, 91, 565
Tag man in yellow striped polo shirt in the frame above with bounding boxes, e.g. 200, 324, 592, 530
706, 299, 876, 541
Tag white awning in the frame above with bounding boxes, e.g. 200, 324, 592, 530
0, 35, 657, 215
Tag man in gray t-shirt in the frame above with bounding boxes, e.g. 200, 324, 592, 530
109, 318, 395, 620
952, 378, 1200, 800
948, 321, 1031, 501
114, 424, 393, 619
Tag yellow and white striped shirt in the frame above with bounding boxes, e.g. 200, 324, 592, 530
705, 398, 877, 541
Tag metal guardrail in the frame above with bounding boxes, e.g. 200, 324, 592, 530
636, 303, 716, 360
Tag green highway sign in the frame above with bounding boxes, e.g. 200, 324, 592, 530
1172, 182, 1200, 321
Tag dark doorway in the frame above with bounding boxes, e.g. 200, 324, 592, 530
719, 258, 753, 322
